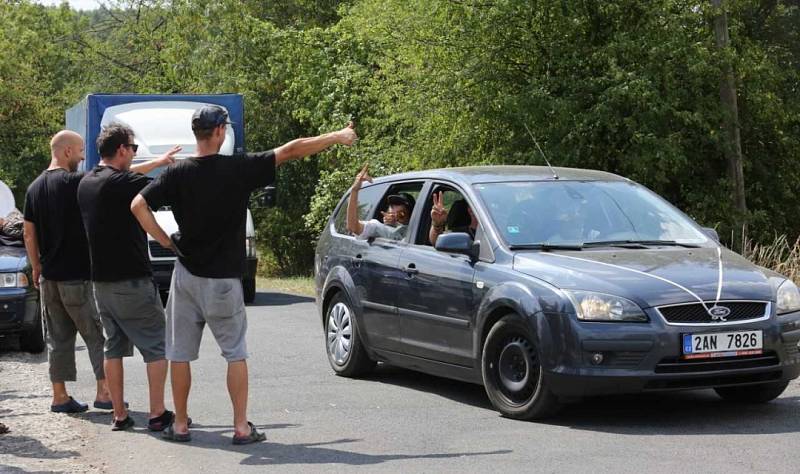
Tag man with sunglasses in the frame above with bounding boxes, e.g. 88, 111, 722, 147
77, 122, 181, 431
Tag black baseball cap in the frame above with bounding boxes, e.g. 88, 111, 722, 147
191, 105, 234, 130
387, 193, 416, 211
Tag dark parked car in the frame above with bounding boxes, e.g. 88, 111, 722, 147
0, 244, 44, 353
314, 166, 800, 419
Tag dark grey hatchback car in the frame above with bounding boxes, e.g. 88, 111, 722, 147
314, 166, 800, 419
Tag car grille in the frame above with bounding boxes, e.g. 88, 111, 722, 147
654, 351, 779, 374
657, 301, 768, 324
149, 241, 175, 258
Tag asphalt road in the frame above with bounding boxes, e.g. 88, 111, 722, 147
57, 291, 800, 473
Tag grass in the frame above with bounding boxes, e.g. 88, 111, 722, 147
256, 276, 315, 297
741, 233, 800, 283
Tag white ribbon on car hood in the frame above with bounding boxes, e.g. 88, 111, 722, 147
547, 245, 725, 315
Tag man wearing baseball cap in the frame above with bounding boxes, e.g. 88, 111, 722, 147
346, 163, 415, 240
131, 104, 357, 444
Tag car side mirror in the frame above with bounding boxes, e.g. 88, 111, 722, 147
435, 232, 479, 260
702, 227, 720, 243
251, 186, 277, 208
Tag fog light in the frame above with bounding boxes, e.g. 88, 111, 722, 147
591, 353, 604, 365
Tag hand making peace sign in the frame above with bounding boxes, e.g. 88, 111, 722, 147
431, 191, 448, 227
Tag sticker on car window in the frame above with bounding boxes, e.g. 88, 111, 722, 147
507, 226, 520, 234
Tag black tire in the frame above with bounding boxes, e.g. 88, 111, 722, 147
481, 314, 560, 420
324, 292, 375, 377
242, 277, 256, 304
20, 306, 46, 354
714, 381, 789, 403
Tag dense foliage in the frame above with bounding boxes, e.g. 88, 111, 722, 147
1, 0, 797, 275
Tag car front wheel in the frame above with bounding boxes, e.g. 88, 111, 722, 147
481, 314, 560, 420
714, 381, 789, 403
325, 293, 375, 377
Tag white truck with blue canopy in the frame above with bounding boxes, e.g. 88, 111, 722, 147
66, 93, 259, 302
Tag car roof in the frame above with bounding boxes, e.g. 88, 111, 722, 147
368, 165, 628, 186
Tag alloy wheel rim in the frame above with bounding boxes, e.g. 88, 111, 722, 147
327, 302, 352, 365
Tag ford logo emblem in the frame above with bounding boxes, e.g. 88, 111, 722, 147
709, 305, 731, 321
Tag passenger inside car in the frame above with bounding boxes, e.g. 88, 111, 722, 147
346, 164, 416, 241
428, 190, 479, 246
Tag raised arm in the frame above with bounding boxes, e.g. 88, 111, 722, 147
130, 145, 182, 175
131, 194, 173, 251
274, 123, 357, 166
23, 221, 42, 289
346, 164, 372, 236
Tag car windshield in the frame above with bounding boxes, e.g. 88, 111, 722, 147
473, 181, 709, 248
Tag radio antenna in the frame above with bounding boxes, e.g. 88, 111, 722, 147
523, 123, 559, 180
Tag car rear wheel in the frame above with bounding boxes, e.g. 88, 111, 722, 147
714, 381, 789, 403
20, 307, 46, 354
325, 293, 375, 377
482, 314, 560, 420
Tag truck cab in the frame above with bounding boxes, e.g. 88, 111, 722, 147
67, 94, 259, 302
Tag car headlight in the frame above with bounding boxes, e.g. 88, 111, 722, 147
0, 272, 29, 288
565, 290, 648, 322
245, 237, 257, 258
776, 279, 800, 315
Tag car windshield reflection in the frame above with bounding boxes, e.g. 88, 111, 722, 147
474, 181, 709, 248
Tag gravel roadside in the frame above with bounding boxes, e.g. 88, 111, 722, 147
0, 337, 104, 473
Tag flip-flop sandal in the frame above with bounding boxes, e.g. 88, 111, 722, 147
51, 397, 89, 413
232, 422, 266, 445
111, 416, 135, 431
148, 410, 193, 432
93, 400, 129, 410
162, 423, 191, 442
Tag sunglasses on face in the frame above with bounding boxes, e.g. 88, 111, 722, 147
124, 143, 139, 152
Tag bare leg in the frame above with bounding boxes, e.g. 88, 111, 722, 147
52, 382, 71, 406
145, 359, 168, 419
95, 379, 111, 403
170, 361, 191, 434
104, 358, 126, 421
228, 360, 249, 436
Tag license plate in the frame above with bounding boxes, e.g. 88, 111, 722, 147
682, 330, 763, 359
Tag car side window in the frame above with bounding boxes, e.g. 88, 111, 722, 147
332, 183, 388, 236
366, 181, 424, 241
416, 184, 477, 247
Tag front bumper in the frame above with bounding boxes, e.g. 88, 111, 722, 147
0, 289, 39, 334
544, 309, 800, 397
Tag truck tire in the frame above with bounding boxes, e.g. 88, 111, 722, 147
20, 308, 46, 354
243, 277, 256, 303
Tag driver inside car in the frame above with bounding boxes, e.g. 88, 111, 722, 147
346, 164, 415, 240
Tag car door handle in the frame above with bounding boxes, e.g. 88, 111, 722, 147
402, 263, 419, 275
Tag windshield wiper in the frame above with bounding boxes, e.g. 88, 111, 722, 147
508, 243, 584, 251
582, 239, 700, 248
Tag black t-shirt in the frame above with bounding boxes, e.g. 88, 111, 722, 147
23, 169, 91, 281
140, 152, 276, 278
77, 165, 152, 282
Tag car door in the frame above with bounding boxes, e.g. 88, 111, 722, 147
353, 180, 426, 353
395, 184, 478, 367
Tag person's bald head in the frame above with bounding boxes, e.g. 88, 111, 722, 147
49, 130, 85, 172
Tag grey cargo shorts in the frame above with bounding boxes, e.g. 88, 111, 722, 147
165, 260, 247, 363
93, 277, 166, 362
